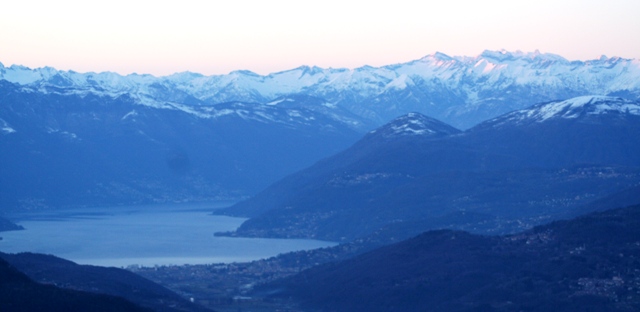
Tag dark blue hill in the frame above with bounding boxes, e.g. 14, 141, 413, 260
260, 204, 640, 312
0, 256, 151, 312
0, 252, 211, 312
218, 96, 640, 241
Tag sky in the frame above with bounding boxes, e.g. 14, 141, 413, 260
1, 0, 639, 76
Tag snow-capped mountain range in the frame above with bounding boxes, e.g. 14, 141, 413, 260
2, 50, 639, 129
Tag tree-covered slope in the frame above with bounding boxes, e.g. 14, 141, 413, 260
262, 204, 640, 312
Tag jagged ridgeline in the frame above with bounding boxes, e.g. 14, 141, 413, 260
1, 50, 638, 129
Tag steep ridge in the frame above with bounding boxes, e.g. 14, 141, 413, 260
218, 96, 640, 241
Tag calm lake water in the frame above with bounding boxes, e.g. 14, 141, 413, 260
0, 202, 336, 267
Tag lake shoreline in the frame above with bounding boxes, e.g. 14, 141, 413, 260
0, 202, 336, 268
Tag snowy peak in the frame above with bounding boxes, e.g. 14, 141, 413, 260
535, 96, 640, 119
478, 49, 568, 63
421, 52, 456, 62
517, 95, 640, 121
480, 49, 517, 62
368, 112, 461, 139
414, 49, 570, 66
479, 96, 640, 128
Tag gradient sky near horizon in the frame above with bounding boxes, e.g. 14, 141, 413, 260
1, 0, 639, 76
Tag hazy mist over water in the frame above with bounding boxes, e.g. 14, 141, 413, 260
0, 202, 336, 267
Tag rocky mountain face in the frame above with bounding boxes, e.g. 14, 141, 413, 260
218, 96, 640, 241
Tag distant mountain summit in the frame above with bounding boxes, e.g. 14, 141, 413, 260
366, 112, 461, 139
2, 50, 639, 129
467, 96, 640, 167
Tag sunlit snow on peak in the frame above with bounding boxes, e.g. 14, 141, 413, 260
2, 51, 640, 130
369, 112, 461, 138
529, 95, 640, 120
487, 96, 640, 128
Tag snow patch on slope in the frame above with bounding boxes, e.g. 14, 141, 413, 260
485, 96, 640, 128
1, 118, 16, 134
528, 96, 639, 121
121, 110, 138, 120
369, 112, 460, 138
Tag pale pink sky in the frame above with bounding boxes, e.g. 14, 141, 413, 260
1, 0, 639, 76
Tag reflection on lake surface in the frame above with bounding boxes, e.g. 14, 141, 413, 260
0, 202, 336, 267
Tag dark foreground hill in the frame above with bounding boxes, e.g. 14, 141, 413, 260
0, 252, 211, 312
218, 96, 640, 241
0, 257, 151, 312
260, 204, 640, 312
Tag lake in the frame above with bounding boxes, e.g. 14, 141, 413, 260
0, 202, 336, 267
